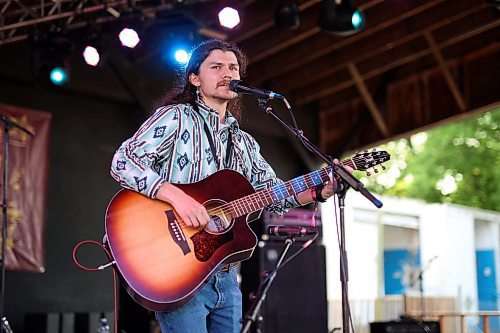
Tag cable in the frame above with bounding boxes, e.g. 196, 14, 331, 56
260, 232, 319, 286
72, 240, 118, 333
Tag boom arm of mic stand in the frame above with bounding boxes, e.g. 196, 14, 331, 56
256, 98, 383, 209
333, 164, 383, 208
0, 114, 36, 136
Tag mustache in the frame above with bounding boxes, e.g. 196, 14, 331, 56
217, 81, 231, 87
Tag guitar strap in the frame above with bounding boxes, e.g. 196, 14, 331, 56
195, 109, 233, 169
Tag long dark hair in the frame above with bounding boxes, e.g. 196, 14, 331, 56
155, 39, 248, 121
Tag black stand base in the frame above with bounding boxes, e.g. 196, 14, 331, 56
370, 318, 439, 333
1, 317, 13, 333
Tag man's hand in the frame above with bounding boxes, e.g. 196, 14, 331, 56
320, 159, 354, 201
156, 183, 210, 228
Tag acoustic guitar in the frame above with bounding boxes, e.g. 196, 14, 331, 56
105, 150, 389, 311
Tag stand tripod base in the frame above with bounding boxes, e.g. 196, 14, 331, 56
369, 319, 439, 333
1, 316, 13, 333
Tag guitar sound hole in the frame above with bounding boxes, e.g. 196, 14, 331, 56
206, 215, 229, 233
203, 199, 233, 235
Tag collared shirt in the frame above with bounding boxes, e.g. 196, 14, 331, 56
110, 100, 300, 214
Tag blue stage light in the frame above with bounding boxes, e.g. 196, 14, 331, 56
49, 67, 68, 86
351, 10, 364, 30
174, 49, 190, 64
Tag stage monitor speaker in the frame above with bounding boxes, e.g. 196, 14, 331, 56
370, 320, 440, 333
241, 243, 328, 333
118, 285, 153, 332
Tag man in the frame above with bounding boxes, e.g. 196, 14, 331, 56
110, 39, 337, 333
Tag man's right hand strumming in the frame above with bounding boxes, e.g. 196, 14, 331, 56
156, 182, 211, 228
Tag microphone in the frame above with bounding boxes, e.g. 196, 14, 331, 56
229, 80, 284, 100
267, 225, 318, 237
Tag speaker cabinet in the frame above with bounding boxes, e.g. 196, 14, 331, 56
241, 243, 328, 333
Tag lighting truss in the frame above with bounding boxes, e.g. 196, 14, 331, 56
0, 0, 216, 46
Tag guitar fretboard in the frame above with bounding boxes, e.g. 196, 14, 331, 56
224, 159, 356, 218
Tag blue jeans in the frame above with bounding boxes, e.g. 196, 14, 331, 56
156, 268, 242, 333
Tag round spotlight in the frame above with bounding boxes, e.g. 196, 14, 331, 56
218, 7, 240, 29
318, 0, 365, 36
118, 28, 140, 48
83, 46, 100, 66
274, 2, 300, 29
174, 49, 190, 65
49, 67, 68, 86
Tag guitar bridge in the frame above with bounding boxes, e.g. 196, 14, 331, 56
165, 210, 191, 256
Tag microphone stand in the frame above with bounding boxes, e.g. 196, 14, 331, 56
0, 114, 35, 333
241, 237, 296, 333
255, 98, 383, 333
337, 180, 351, 333
402, 257, 438, 333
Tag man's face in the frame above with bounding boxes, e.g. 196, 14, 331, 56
189, 49, 240, 104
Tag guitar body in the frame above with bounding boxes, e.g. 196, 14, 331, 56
105, 169, 259, 311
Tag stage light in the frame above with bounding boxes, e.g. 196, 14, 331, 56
274, 2, 300, 29
118, 28, 140, 48
32, 33, 72, 86
318, 0, 365, 36
49, 67, 68, 86
83, 46, 100, 66
218, 7, 240, 29
174, 49, 190, 65
351, 10, 363, 29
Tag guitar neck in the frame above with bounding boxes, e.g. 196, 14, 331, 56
228, 158, 356, 218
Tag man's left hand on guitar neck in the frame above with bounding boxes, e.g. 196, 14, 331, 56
297, 158, 353, 205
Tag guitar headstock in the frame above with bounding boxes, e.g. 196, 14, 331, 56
351, 150, 390, 174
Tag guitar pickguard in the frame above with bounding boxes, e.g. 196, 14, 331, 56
191, 229, 234, 262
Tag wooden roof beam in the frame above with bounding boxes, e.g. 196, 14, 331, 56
424, 31, 467, 112
230, 0, 322, 44
294, 19, 500, 106
348, 62, 390, 137
270, 2, 488, 94
245, 0, 445, 84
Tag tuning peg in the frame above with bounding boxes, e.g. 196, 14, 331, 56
381, 165, 386, 170
374, 168, 379, 173
366, 171, 371, 176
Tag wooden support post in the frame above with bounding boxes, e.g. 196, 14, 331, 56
439, 315, 446, 333
484, 315, 490, 333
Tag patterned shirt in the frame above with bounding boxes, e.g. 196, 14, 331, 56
110, 100, 300, 214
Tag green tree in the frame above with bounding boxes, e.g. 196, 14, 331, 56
363, 108, 500, 211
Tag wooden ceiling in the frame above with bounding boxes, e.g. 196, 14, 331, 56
1, 0, 499, 159
215, 0, 500, 156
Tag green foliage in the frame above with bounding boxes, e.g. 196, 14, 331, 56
362, 108, 500, 211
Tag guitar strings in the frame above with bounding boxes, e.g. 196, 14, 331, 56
199, 158, 356, 220
173, 154, 386, 229
202, 166, 332, 219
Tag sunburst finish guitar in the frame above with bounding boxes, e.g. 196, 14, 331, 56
105, 150, 390, 311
